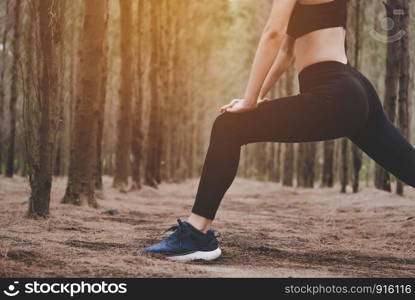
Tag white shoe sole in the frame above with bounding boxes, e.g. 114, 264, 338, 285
167, 247, 222, 261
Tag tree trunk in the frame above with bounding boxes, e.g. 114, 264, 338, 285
167, 0, 180, 181
6, 0, 21, 178
348, 0, 364, 193
351, 145, 362, 193
282, 66, 295, 186
62, 0, 108, 207
283, 144, 294, 186
145, 0, 161, 188
396, 0, 410, 195
275, 144, 282, 182
159, 0, 170, 181
131, 0, 145, 190
162, 0, 174, 182
95, 8, 109, 190
53, 1, 67, 177
26, 0, 61, 218
53, 132, 64, 176
113, 0, 134, 189
297, 143, 317, 188
375, 0, 402, 192
0, 0, 10, 174
340, 138, 349, 193
321, 140, 335, 187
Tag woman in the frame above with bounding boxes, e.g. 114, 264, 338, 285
140, 0, 415, 261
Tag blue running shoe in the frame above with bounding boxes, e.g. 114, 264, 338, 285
139, 219, 221, 261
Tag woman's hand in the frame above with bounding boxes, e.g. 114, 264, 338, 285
257, 97, 270, 105
219, 99, 257, 114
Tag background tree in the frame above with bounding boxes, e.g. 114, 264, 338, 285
282, 66, 295, 187
5, 0, 21, 177
297, 143, 317, 188
113, 0, 133, 189
24, 0, 62, 218
62, 0, 108, 207
340, 139, 349, 193
396, 0, 411, 195
375, 0, 402, 192
347, 0, 365, 193
144, 0, 162, 188
130, 0, 145, 190
95, 7, 109, 190
0, 0, 10, 174
321, 140, 335, 187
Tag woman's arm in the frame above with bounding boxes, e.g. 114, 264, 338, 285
259, 35, 295, 100
221, 0, 297, 113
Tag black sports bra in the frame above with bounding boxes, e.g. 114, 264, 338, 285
286, 0, 348, 39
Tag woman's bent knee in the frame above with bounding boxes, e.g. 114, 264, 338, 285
210, 113, 241, 144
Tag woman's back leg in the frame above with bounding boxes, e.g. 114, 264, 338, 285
348, 113, 415, 188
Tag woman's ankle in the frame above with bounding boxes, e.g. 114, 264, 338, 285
187, 213, 213, 233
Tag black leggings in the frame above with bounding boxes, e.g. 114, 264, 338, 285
192, 61, 415, 220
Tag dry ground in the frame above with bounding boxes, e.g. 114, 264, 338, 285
1, 175, 415, 278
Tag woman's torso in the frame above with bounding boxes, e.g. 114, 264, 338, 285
289, 0, 349, 73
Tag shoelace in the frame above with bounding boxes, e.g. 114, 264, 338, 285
159, 219, 221, 241
163, 219, 185, 233
157, 219, 188, 240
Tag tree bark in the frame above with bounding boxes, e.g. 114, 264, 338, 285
321, 140, 335, 187
297, 143, 316, 188
282, 66, 295, 187
131, 0, 145, 190
348, 0, 364, 193
0, 0, 10, 174
113, 0, 134, 189
375, 0, 402, 192
53, 1, 67, 177
170, 0, 182, 182
159, 0, 170, 181
145, 0, 161, 188
26, 0, 61, 218
340, 138, 349, 193
95, 8, 109, 190
275, 144, 282, 182
62, 0, 108, 207
396, 0, 410, 195
6, 0, 21, 178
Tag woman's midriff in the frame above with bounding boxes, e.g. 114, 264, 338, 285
294, 27, 349, 74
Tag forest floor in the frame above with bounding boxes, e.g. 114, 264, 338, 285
1, 175, 415, 278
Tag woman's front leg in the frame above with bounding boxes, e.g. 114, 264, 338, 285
187, 213, 213, 233
190, 112, 245, 224
188, 91, 355, 228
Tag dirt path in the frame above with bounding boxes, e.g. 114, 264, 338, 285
1, 175, 415, 278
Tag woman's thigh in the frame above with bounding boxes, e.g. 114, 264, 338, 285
218, 91, 368, 145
